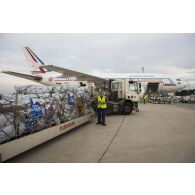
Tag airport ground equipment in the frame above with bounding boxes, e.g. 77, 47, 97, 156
0, 113, 94, 162
0, 85, 94, 161
91, 79, 140, 115
180, 95, 195, 104
148, 94, 173, 104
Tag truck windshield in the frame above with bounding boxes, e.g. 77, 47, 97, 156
129, 82, 138, 92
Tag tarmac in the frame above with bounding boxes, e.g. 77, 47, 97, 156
7, 103, 195, 163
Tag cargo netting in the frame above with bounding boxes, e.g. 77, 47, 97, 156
0, 85, 92, 144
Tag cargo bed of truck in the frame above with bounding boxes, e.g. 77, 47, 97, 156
0, 113, 94, 162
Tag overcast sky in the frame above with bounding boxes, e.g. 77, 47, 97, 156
0, 33, 195, 93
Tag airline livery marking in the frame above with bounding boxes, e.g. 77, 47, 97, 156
48, 77, 53, 82
26, 47, 46, 73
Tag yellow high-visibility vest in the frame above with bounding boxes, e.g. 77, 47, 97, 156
98, 96, 107, 109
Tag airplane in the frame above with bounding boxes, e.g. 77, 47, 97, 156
2, 47, 189, 96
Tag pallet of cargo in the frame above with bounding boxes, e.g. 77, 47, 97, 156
0, 112, 94, 162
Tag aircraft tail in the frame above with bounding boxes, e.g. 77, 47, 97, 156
23, 47, 49, 74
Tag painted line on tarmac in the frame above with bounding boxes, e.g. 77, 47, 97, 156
98, 115, 126, 163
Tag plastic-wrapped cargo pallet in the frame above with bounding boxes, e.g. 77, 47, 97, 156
0, 85, 92, 144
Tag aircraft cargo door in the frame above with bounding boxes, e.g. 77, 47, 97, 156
147, 83, 159, 93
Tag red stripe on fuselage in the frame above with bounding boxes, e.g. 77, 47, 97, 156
140, 80, 176, 86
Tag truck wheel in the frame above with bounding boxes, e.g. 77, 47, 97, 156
122, 102, 132, 115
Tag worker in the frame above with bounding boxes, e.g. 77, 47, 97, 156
96, 90, 107, 126
143, 94, 147, 104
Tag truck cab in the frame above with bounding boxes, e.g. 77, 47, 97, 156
111, 80, 140, 102
109, 79, 140, 114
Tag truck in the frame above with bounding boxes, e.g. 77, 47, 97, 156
91, 79, 141, 115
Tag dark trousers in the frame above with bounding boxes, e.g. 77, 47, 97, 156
97, 108, 106, 124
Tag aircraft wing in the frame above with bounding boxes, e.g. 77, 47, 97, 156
41, 65, 106, 84
2, 71, 42, 82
